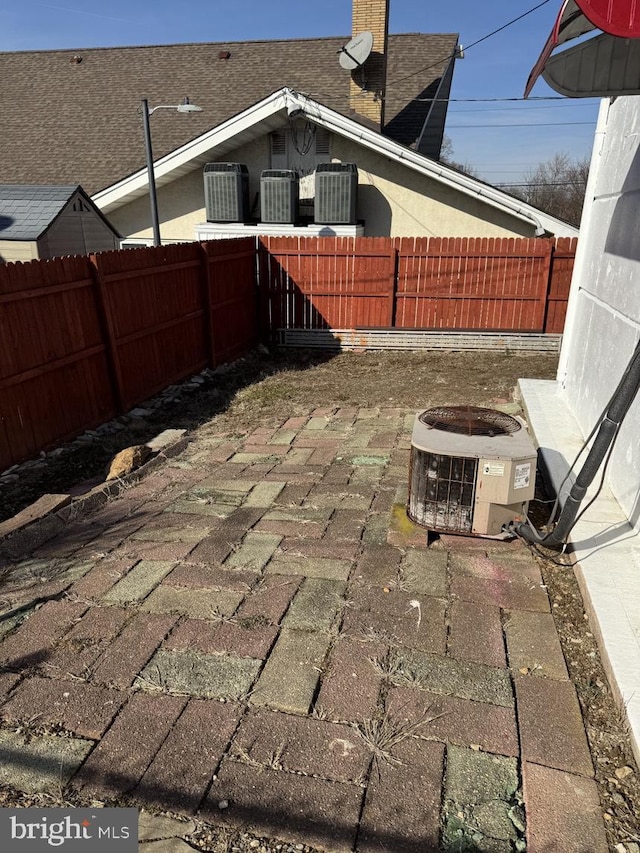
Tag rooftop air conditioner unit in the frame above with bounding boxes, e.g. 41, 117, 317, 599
204, 163, 249, 222
314, 162, 358, 225
260, 169, 299, 224
407, 406, 537, 537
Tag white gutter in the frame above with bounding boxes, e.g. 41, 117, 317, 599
284, 90, 577, 237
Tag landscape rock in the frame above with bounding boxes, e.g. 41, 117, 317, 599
106, 445, 152, 480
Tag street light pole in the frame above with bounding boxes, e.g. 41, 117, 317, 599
141, 98, 161, 247
140, 97, 203, 247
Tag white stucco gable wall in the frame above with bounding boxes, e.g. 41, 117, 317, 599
558, 97, 640, 523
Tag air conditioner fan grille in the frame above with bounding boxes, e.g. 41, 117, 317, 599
418, 406, 521, 437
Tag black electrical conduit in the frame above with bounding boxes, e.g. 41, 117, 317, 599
513, 337, 640, 549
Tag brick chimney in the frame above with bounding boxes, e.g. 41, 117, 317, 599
349, 0, 389, 129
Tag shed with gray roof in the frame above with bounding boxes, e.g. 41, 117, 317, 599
0, 185, 120, 263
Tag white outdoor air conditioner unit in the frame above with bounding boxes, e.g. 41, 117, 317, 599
314, 162, 358, 225
407, 406, 537, 537
204, 163, 250, 222
260, 170, 299, 224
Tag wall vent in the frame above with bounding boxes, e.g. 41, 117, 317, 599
314, 163, 358, 225
204, 163, 249, 222
260, 169, 299, 224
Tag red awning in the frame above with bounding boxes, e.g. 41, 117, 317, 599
525, 0, 640, 97
575, 0, 640, 38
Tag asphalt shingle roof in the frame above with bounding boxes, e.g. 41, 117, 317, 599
0, 33, 458, 195
0, 184, 79, 240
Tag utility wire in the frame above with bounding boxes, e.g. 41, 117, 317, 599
385, 0, 553, 90
448, 121, 594, 128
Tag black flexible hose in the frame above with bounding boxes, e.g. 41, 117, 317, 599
515, 338, 640, 549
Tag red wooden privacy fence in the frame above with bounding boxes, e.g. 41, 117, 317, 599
0, 235, 576, 469
259, 236, 576, 335
0, 239, 258, 471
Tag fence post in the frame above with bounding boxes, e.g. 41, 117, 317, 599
90, 253, 125, 414
390, 240, 399, 328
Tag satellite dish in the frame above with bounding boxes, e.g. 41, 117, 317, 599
339, 31, 373, 70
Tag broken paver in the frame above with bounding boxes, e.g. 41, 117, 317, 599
443, 745, 521, 853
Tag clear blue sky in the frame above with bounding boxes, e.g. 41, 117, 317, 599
1, 1, 599, 184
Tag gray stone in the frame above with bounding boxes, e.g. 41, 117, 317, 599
389, 649, 514, 707
136, 648, 260, 699
443, 746, 521, 852
140, 586, 244, 620
103, 560, 176, 605
401, 548, 448, 596
251, 629, 331, 714
0, 729, 92, 793
145, 429, 187, 453
244, 481, 286, 507
226, 533, 282, 571
266, 556, 352, 582
138, 813, 196, 841
446, 745, 518, 805
283, 578, 346, 631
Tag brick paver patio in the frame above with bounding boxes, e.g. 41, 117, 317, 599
0, 406, 609, 852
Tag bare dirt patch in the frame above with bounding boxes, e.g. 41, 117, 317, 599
0, 348, 558, 524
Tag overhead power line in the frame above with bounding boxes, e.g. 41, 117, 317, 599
386, 0, 553, 90
448, 121, 595, 128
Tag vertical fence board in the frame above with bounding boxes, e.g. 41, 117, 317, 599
545, 237, 578, 333
0, 254, 116, 470
204, 236, 259, 365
